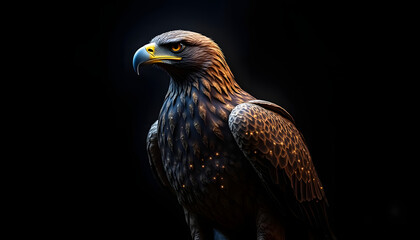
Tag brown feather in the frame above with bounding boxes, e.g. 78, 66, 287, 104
198, 103, 206, 121
192, 91, 198, 104
201, 78, 211, 92
213, 91, 226, 104
211, 81, 222, 94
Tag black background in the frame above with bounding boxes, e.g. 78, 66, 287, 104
19, 0, 412, 239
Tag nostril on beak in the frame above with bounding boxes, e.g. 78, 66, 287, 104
147, 47, 154, 53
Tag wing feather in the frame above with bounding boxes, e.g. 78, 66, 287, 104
147, 120, 173, 192
228, 101, 330, 228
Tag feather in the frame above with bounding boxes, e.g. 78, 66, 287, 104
213, 91, 226, 104
180, 131, 187, 151
186, 84, 192, 96
202, 88, 212, 101
185, 121, 190, 137
192, 143, 200, 158
180, 93, 186, 105
208, 103, 216, 114
198, 103, 206, 121
201, 78, 211, 92
193, 120, 201, 136
192, 91, 198, 104
217, 108, 228, 121
168, 111, 175, 134
221, 85, 231, 100
210, 118, 224, 141
188, 103, 194, 117
167, 135, 173, 152
176, 103, 181, 117
192, 81, 199, 91
212, 81, 222, 94
202, 134, 208, 147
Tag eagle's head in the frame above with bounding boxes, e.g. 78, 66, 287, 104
133, 30, 230, 81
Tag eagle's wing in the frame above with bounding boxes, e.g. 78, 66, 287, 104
147, 120, 173, 192
228, 100, 330, 228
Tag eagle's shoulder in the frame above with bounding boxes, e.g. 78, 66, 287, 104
246, 99, 295, 124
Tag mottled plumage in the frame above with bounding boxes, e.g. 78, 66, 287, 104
135, 30, 335, 240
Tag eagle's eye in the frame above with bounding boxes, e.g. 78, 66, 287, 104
170, 43, 184, 53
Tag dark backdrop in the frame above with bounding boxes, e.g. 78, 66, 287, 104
33, 0, 410, 239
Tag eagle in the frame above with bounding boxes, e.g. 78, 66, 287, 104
133, 30, 335, 240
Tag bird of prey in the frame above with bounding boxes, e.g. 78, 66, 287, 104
133, 30, 335, 240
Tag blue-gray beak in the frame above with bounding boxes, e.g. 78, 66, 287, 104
132, 43, 182, 75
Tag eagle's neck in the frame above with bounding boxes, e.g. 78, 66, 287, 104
165, 57, 247, 104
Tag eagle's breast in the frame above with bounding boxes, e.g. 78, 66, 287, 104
157, 80, 257, 222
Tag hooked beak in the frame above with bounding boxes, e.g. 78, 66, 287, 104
132, 43, 182, 75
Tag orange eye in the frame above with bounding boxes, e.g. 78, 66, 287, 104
170, 43, 183, 52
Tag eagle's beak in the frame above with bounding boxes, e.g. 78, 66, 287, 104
133, 43, 182, 75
